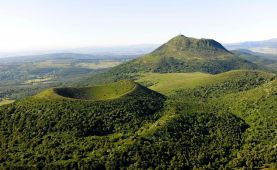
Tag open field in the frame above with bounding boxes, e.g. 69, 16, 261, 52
0, 99, 15, 106
24, 77, 53, 84
75, 60, 122, 69
137, 70, 275, 95
34, 60, 72, 68
136, 72, 211, 95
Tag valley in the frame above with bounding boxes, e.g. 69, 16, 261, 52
0, 53, 134, 102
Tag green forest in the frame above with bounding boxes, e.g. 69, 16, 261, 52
0, 35, 276, 169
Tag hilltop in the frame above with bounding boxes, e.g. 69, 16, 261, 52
35, 80, 136, 101
79, 35, 260, 86
110, 35, 258, 74
11, 80, 165, 136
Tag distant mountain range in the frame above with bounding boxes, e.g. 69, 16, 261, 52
2, 37, 277, 59
69, 44, 160, 55
225, 38, 277, 54
0, 53, 139, 63
0, 44, 159, 58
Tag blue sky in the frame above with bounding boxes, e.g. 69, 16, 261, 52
0, 0, 277, 52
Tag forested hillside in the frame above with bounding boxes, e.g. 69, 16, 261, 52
1, 0, 276, 169
0, 80, 165, 168
0, 35, 276, 169
0, 70, 276, 169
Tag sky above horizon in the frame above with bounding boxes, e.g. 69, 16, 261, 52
0, 0, 277, 52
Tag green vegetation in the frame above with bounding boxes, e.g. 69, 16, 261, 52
216, 79, 277, 168
80, 36, 262, 87
137, 70, 274, 95
0, 99, 15, 106
0, 70, 276, 169
0, 35, 276, 169
108, 35, 258, 76
136, 72, 211, 95
24, 77, 53, 84
75, 60, 122, 69
233, 50, 277, 72
0, 53, 131, 100
35, 80, 137, 101
162, 70, 277, 169
0, 81, 165, 168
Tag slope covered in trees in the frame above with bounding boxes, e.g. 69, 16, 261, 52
0, 81, 165, 168
0, 35, 276, 169
0, 70, 276, 169
216, 79, 277, 168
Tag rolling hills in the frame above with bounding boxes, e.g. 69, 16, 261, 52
0, 70, 276, 169
225, 38, 277, 54
233, 49, 277, 72
0, 35, 276, 169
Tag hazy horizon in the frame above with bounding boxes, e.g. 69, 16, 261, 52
1, 0, 277, 53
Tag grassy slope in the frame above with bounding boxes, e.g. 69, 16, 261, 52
0, 99, 15, 106
137, 70, 275, 95
137, 72, 211, 95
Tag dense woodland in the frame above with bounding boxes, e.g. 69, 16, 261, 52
0, 70, 276, 169
0, 36, 277, 169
